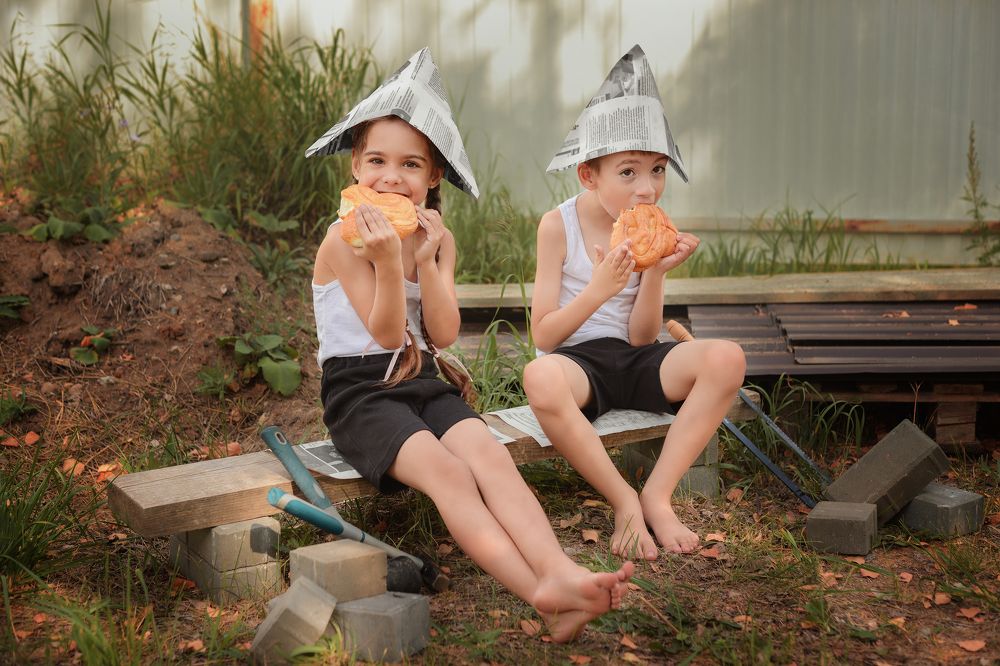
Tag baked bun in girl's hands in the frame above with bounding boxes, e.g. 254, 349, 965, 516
338, 185, 420, 247
609, 204, 679, 271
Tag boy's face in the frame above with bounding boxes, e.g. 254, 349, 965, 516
351, 117, 443, 206
578, 151, 669, 218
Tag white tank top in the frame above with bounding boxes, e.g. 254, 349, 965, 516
542, 194, 640, 353
313, 225, 427, 366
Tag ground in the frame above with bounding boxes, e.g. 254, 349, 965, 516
1, 202, 998, 664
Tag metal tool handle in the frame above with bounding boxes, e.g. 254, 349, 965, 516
260, 426, 333, 510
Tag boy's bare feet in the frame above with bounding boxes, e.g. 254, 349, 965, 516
535, 561, 635, 642
639, 493, 699, 553
611, 498, 658, 560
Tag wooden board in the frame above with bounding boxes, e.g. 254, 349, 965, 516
109, 396, 758, 538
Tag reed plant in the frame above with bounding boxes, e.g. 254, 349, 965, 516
963, 122, 1000, 266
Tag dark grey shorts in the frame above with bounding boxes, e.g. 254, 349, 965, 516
321, 351, 481, 493
550, 337, 684, 421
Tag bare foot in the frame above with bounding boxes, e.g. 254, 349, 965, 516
640, 493, 699, 553
539, 608, 598, 643
610, 560, 636, 609
611, 498, 658, 561
533, 566, 618, 616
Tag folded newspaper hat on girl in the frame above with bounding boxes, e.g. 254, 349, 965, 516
546, 44, 689, 183
305, 47, 480, 198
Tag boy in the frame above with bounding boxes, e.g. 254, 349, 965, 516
524, 45, 746, 559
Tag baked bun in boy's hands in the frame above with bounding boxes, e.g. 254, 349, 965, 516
338, 185, 419, 247
610, 204, 679, 271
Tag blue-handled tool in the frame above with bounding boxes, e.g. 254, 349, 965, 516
261, 426, 449, 592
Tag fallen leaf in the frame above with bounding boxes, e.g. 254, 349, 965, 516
170, 577, 196, 594
882, 310, 910, 318
799, 584, 818, 591
436, 542, 454, 556
62, 458, 86, 476
898, 572, 913, 583
986, 512, 1000, 526
954, 303, 978, 311
725, 487, 744, 503
108, 532, 128, 542
2, 436, 18, 448
581, 529, 599, 544
620, 635, 638, 649
957, 639, 985, 652
800, 620, 818, 629
621, 653, 642, 664
934, 592, 952, 605
569, 656, 592, 665
947, 319, 960, 326
922, 599, 932, 609
225, 441, 241, 456
957, 607, 982, 619
558, 513, 583, 529
520, 619, 541, 636
13, 629, 31, 640
705, 532, 726, 542
177, 638, 205, 652
888, 616, 906, 628
581, 499, 606, 508
33, 613, 47, 624
734, 614, 752, 625
205, 605, 222, 618
860, 568, 880, 579
626, 582, 641, 591
23, 431, 40, 445
699, 545, 722, 559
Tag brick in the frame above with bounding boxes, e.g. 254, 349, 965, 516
184, 549, 281, 604
252, 577, 337, 664
805, 501, 878, 555
333, 591, 429, 662
621, 434, 719, 485
290, 540, 387, 602
899, 483, 986, 537
825, 420, 950, 525
186, 517, 279, 570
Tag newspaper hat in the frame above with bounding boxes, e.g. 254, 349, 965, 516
305, 48, 479, 198
547, 44, 688, 183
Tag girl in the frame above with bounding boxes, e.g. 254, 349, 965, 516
310, 57, 632, 641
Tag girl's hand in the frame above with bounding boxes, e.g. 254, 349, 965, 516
650, 231, 700, 274
413, 206, 445, 266
353, 204, 402, 266
590, 241, 635, 300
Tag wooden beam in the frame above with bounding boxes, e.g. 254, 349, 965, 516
109, 394, 758, 538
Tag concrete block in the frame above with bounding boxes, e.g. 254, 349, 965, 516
290, 540, 387, 602
674, 464, 720, 499
825, 420, 950, 525
899, 482, 986, 537
805, 501, 878, 555
183, 549, 281, 604
186, 517, 279, 570
333, 591, 429, 662
622, 434, 719, 484
252, 577, 338, 664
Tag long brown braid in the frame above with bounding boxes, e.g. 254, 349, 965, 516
351, 119, 475, 404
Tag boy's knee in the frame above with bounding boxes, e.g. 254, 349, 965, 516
523, 358, 559, 406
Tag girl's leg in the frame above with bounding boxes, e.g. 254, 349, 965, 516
640, 339, 746, 553
524, 356, 658, 561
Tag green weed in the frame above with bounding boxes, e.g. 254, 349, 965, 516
0, 388, 35, 427
216, 332, 302, 396
195, 365, 238, 400
963, 122, 1000, 266
69, 325, 117, 366
0, 295, 29, 320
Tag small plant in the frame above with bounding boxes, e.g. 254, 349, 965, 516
69, 325, 117, 365
963, 122, 1000, 266
26, 206, 121, 243
195, 365, 237, 400
247, 241, 311, 290
0, 294, 28, 320
0, 388, 35, 427
216, 332, 301, 396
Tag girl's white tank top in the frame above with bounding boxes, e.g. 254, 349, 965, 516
540, 194, 640, 354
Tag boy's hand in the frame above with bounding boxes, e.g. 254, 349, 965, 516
353, 204, 402, 266
413, 206, 445, 266
650, 231, 700, 274
590, 241, 636, 299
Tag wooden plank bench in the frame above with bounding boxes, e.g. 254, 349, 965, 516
109, 397, 758, 538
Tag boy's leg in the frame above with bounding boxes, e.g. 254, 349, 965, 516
524, 355, 659, 561
640, 340, 745, 553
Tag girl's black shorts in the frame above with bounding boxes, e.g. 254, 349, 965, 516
321, 351, 481, 493
550, 337, 684, 421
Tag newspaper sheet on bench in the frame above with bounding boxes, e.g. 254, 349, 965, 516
489, 405, 674, 447
295, 426, 517, 479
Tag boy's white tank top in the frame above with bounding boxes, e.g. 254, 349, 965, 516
540, 194, 640, 355
313, 223, 427, 367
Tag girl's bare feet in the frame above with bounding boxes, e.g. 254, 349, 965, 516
639, 492, 699, 553
535, 560, 635, 642
611, 497, 658, 560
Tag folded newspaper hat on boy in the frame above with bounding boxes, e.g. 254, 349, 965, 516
305, 47, 480, 198
546, 44, 688, 183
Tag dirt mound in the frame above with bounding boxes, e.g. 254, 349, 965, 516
0, 199, 323, 463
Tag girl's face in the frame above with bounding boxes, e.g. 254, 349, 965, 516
351, 117, 443, 206
579, 151, 669, 219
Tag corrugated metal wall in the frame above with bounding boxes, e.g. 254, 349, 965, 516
3, 0, 998, 226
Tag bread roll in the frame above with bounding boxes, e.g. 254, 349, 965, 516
609, 204, 678, 271
338, 185, 419, 248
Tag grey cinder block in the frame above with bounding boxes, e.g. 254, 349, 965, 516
252, 577, 338, 664
622, 435, 719, 486
334, 591, 429, 662
186, 517, 279, 570
805, 501, 878, 555
825, 420, 950, 525
899, 482, 985, 537
183, 549, 281, 604
675, 464, 720, 498
290, 540, 387, 602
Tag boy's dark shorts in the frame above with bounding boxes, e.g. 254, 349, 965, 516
550, 337, 684, 421
321, 351, 481, 494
